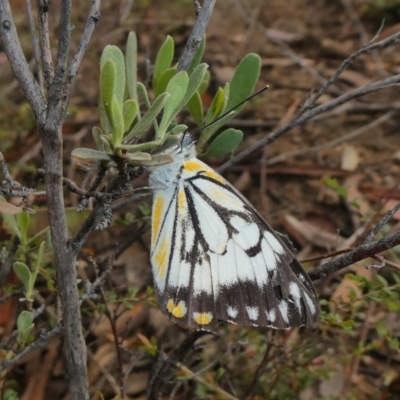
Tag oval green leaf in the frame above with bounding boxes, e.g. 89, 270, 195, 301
155, 67, 176, 97
125, 92, 170, 141
125, 32, 138, 101
142, 154, 173, 166
203, 128, 243, 157
13, 261, 32, 290
100, 59, 116, 116
124, 152, 152, 163
158, 71, 189, 138
100, 45, 125, 107
122, 99, 138, 133
17, 311, 34, 331
226, 53, 261, 111
153, 35, 174, 90
187, 91, 204, 127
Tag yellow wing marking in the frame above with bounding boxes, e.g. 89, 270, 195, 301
167, 299, 187, 319
178, 189, 186, 213
183, 160, 225, 184
153, 236, 169, 279
203, 170, 225, 184
152, 194, 165, 245
193, 312, 213, 325
209, 187, 243, 207
183, 160, 204, 172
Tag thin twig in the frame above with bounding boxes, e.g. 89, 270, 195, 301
0, 288, 25, 304
25, 0, 44, 92
99, 285, 125, 398
266, 111, 393, 165
242, 336, 274, 400
177, 362, 239, 400
37, 0, 54, 86
301, 21, 391, 112
218, 73, 400, 173
340, 0, 387, 78
309, 228, 400, 280
0, 1, 46, 116
62, 0, 101, 120
46, 0, 72, 120
300, 247, 356, 263
79, 260, 113, 305
177, 0, 216, 72
342, 302, 376, 395
147, 331, 211, 400
370, 255, 400, 272
0, 324, 62, 372
363, 201, 400, 245
232, 0, 343, 96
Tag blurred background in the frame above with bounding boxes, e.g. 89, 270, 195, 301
0, 1, 400, 399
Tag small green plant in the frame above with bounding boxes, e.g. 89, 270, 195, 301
72, 32, 261, 169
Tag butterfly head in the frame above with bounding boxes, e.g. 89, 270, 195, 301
159, 131, 197, 162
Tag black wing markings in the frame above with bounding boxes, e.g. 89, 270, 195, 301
157, 167, 319, 330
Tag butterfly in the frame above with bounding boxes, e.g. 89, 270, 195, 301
148, 133, 319, 331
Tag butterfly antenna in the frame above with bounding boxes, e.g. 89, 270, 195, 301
194, 85, 269, 136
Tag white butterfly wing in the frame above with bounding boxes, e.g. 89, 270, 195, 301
151, 158, 319, 331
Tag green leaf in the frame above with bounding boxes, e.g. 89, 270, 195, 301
17, 211, 30, 246
154, 67, 176, 97
142, 154, 173, 166
125, 32, 138, 101
137, 82, 151, 108
124, 152, 152, 163
119, 141, 162, 153
100, 59, 116, 118
92, 126, 111, 153
188, 36, 206, 75
203, 128, 243, 157
122, 99, 138, 133
376, 321, 388, 336
99, 60, 116, 138
375, 274, 388, 286
72, 148, 114, 162
171, 125, 188, 134
125, 92, 170, 141
3, 389, 19, 400
225, 53, 261, 111
98, 96, 111, 136
17, 310, 34, 346
389, 338, 399, 350
205, 87, 226, 126
13, 261, 31, 290
17, 310, 34, 331
153, 35, 174, 91
179, 63, 208, 111
198, 110, 238, 151
198, 54, 261, 147
198, 69, 210, 94
100, 45, 125, 107
109, 96, 124, 147
28, 241, 46, 300
187, 91, 203, 127
92, 126, 106, 151
158, 71, 189, 138
214, 367, 225, 381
